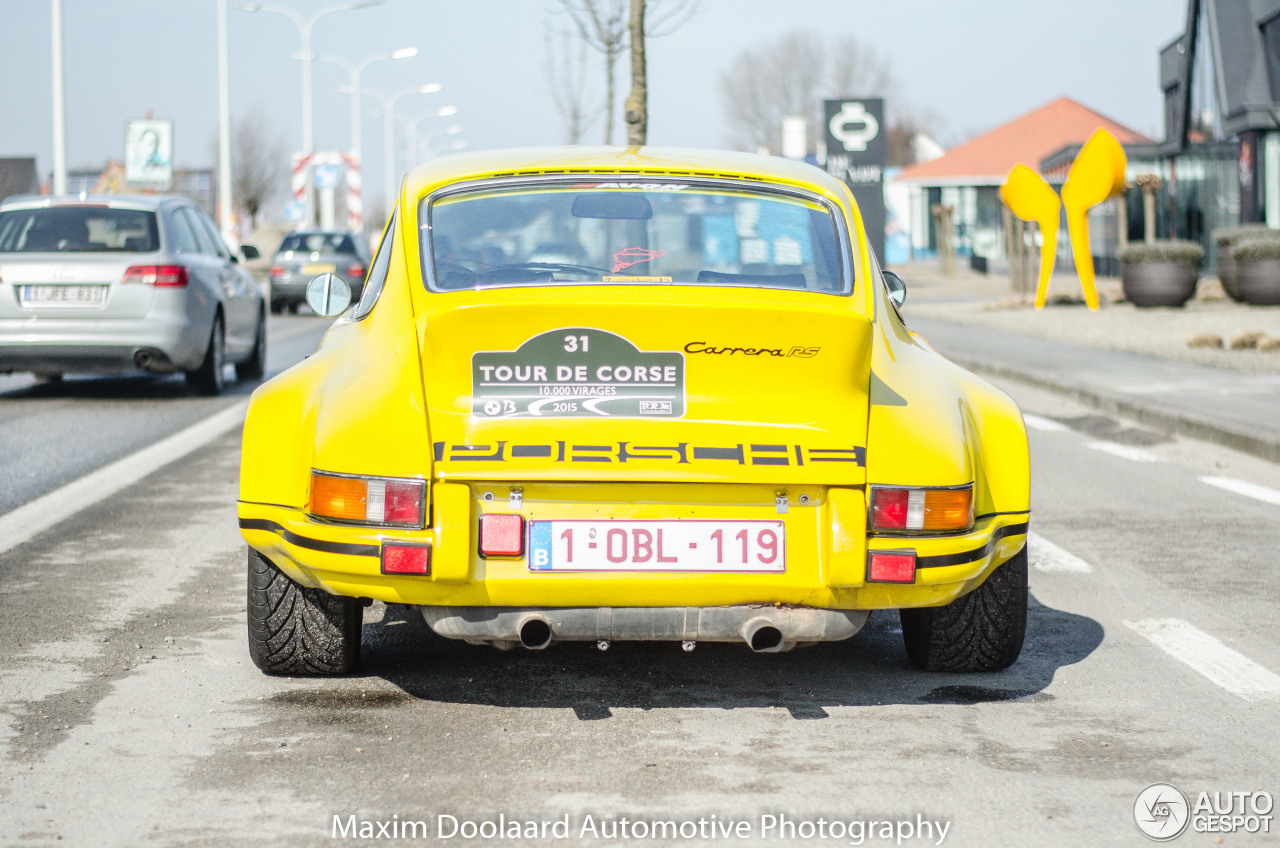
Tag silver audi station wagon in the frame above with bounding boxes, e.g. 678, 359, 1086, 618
0, 195, 266, 394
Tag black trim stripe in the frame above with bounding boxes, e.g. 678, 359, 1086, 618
238, 518, 380, 558
914, 521, 1029, 570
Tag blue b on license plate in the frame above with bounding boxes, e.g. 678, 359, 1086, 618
528, 520, 785, 573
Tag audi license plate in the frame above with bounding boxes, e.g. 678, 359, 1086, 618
528, 520, 785, 573
22, 285, 106, 306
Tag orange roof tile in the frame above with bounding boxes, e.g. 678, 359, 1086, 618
894, 97, 1152, 185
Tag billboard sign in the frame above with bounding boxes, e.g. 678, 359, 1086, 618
125, 119, 173, 187
823, 99, 885, 263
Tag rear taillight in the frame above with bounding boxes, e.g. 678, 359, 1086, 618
122, 265, 189, 287
309, 471, 425, 528
478, 514, 525, 557
346, 264, 365, 279
269, 266, 285, 279
867, 550, 916, 583
869, 486, 972, 532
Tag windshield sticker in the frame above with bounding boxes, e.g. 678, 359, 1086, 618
611, 247, 666, 273
473, 328, 685, 419
602, 275, 673, 282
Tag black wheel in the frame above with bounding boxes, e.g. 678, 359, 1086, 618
246, 548, 361, 675
899, 546, 1028, 672
270, 300, 286, 315
185, 313, 226, 395
235, 310, 266, 381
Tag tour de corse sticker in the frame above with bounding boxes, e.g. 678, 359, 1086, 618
472, 328, 685, 419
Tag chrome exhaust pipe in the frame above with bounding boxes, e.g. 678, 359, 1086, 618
742, 618, 785, 653
518, 617, 553, 650
134, 349, 154, 369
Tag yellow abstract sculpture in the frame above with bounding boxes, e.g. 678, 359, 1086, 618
999, 128, 1127, 310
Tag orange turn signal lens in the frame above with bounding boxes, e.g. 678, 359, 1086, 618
922, 488, 973, 531
310, 473, 368, 522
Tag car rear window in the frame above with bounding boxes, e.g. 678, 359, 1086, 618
420, 180, 849, 294
0, 206, 160, 253
278, 233, 357, 255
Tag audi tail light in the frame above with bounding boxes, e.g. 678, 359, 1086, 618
122, 265, 189, 287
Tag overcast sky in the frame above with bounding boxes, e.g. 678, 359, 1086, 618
1, 0, 1187, 214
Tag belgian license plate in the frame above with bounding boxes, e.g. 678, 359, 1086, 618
302, 263, 336, 275
22, 285, 106, 306
528, 520, 785, 573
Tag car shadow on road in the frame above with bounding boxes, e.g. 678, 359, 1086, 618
0, 371, 262, 400
357, 593, 1103, 720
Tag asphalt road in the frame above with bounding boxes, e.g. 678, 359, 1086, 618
1, 323, 1278, 847
0, 315, 332, 515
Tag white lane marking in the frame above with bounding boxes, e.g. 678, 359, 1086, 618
1085, 441, 1162, 463
1124, 618, 1280, 701
0, 401, 248, 556
1200, 476, 1280, 506
1028, 532, 1093, 573
1023, 414, 1069, 432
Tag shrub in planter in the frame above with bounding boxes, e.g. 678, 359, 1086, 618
1214, 225, 1280, 300
1119, 241, 1203, 307
1232, 238, 1280, 305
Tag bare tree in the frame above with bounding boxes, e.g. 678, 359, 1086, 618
556, 0, 628, 144
555, 0, 698, 144
719, 29, 903, 157
544, 29, 601, 144
232, 106, 289, 230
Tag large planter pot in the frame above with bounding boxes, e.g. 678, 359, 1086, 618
1236, 257, 1280, 305
1121, 261, 1199, 307
1217, 251, 1242, 301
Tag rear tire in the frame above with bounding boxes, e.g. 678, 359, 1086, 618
899, 546, 1028, 672
247, 548, 361, 675
185, 314, 225, 396
235, 310, 266, 381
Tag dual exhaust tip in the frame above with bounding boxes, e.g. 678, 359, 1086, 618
516, 616, 786, 653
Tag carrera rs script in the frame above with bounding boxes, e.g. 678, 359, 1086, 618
684, 342, 820, 358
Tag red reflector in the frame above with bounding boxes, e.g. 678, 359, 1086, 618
868, 551, 916, 583
383, 480, 424, 525
269, 266, 285, 278
479, 514, 525, 557
122, 264, 189, 287
346, 264, 365, 278
381, 544, 431, 575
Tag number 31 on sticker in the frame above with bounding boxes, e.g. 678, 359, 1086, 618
564, 334, 589, 352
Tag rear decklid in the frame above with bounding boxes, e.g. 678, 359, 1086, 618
419, 287, 870, 485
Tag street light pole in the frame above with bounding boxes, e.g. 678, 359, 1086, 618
231, 1, 380, 224
50, 0, 67, 195
403, 119, 461, 165
217, 0, 235, 245
313, 47, 416, 230
359, 84, 443, 213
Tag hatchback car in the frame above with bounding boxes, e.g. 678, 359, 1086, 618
0, 195, 266, 394
238, 146, 1030, 676
268, 230, 370, 313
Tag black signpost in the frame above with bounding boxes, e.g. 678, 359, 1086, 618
823, 98, 886, 264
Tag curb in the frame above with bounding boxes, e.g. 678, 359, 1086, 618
947, 355, 1280, 465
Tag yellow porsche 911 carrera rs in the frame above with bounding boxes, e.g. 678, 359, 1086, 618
238, 146, 1030, 676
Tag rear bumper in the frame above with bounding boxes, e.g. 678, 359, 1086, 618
238, 481, 1029, 615
0, 314, 210, 373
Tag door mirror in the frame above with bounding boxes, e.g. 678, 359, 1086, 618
306, 273, 352, 317
883, 270, 907, 308
241, 244, 261, 261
